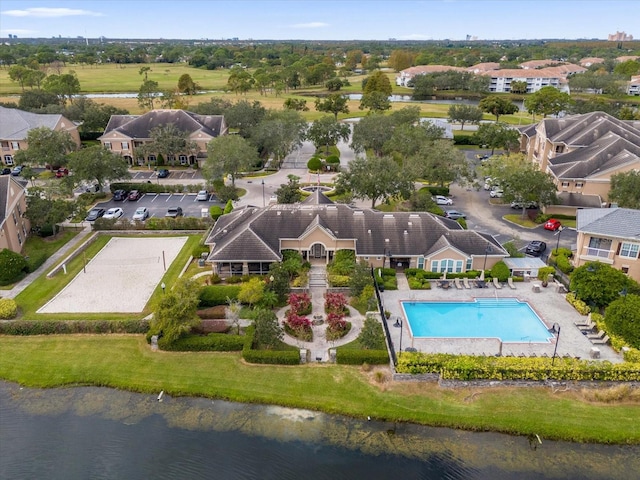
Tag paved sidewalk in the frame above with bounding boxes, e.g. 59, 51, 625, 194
1, 225, 94, 299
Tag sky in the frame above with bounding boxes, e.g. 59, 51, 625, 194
0, 0, 637, 41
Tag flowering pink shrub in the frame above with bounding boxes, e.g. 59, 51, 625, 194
288, 292, 312, 316
286, 313, 312, 330
325, 292, 348, 314
326, 312, 347, 331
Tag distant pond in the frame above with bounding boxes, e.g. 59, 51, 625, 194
1, 381, 639, 480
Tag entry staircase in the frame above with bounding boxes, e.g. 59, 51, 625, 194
308, 265, 327, 288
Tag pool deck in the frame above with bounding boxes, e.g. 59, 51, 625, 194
381, 276, 623, 363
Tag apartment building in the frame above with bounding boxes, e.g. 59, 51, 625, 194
0, 175, 30, 253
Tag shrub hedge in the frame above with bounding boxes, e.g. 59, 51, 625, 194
199, 285, 241, 307
241, 326, 300, 365
336, 349, 389, 365
110, 182, 204, 194
0, 319, 150, 335
397, 353, 640, 381
159, 333, 245, 351
0, 298, 18, 319
565, 292, 591, 315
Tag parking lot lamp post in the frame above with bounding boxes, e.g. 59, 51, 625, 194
555, 226, 564, 253
393, 318, 403, 355
551, 323, 561, 366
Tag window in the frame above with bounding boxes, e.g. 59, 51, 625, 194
104, 142, 112, 150
417, 257, 424, 269
620, 242, 639, 259
179, 155, 188, 165
555, 145, 564, 153
121, 142, 129, 150
4, 155, 13, 165
12, 212, 17, 225
148, 155, 156, 163
431, 259, 463, 273
466, 258, 472, 271
17, 233, 22, 245
575, 182, 584, 188
561, 181, 569, 188
11, 141, 19, 150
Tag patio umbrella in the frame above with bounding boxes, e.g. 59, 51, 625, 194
443, 271, 447, 280
479, 270, 485, 281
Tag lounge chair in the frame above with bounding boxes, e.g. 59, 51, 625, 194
463, 277, 472, 289
574, 318, 591, 326
507, 277, 517, 290
475, 279, 487, 288
591, 335, 610, 345
454, 278, 463, 290
493, 277, 502, 289
438, 280, 451, 289
577, 321, 595, 331
587, 330, 606, 340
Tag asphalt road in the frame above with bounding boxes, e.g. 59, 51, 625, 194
93, 192, 223, 221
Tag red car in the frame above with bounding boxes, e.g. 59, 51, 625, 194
544, 218, 562, 231
55, 168, 69, 177
128, 190, 141, 201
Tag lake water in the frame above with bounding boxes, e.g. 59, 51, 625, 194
1, 381, 638, 479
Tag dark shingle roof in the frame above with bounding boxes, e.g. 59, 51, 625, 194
577, 208, 640, 239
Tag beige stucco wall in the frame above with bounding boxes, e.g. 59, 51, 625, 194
574, 232, 640, 282
0, 180, 30, 253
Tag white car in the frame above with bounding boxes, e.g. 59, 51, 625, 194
433, 195, 453, 205
490, 188, 504, 198
196, 190, 209, 201
103, 207, 124, 219
132, 207, 149, 221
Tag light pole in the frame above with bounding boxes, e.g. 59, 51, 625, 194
393, 317, 403, 355
555, 225, 564, 253
483, 245, 493, 273
384, 248, 392, 269
551, 323, 561, 366
161, 282, 166, 294
261, 179, 265, 207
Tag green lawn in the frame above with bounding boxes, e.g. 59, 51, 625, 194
0, 335, 638, 444
14, 234, 202, 320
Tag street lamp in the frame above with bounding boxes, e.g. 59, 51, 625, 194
483, 245, 493, 273
550, 323, 561, 366
555, 225, 564, 253
393, 318, 403, 355
161, 282, 166, 294
261, 179, 265, 207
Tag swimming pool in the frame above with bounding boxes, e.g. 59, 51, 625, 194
401, 298, 553, 343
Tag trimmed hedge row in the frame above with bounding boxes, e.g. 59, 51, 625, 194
110, 182, 204, 194
0, 319, 150, 335
565, 292, 591, 315
199, 285, 241, 307
159, 333, 245, 351
396, 353, 640, 381
405, 268, 481, 280
336, 349, 389, 365
241, 325, 300, 365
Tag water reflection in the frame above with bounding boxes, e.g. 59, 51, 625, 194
1, 382, 638, 479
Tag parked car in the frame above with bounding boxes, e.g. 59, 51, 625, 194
85, 184, 100, 193
11, 165, 23, 176
113, 189, 128, 201
196, 190, 209, 201
132, 207, 149, 221
525, 240, 547, 257
103, 207, 124, 219
544, 218, 562, 231
489, 188, 504, 198
1, 168, 11, 175
128, 190, 141, 201
483, 178, 494, 190
55, 168, 69, 178
157, 168, 170, 178
85, 208, 105, 221
165, 206, 183, 218
511, 200, 538, 209
444, 210, 466, 220
433, 195, 453, 206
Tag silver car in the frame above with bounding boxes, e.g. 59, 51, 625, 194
132, 207, 149, 221
196, 190, 209, 201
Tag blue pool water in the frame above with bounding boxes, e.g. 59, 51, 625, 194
401, 298, 553, 343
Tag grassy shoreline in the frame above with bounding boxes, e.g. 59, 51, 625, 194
0, 335, 638, 445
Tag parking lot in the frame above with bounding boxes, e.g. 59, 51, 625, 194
94, 192, 224, 220
129, 169, 204, 181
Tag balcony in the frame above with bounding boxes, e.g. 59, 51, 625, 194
579, 247, 614, 264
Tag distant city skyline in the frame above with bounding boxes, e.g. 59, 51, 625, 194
0, 0, 637, 41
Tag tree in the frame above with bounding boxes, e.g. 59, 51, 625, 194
510, 80, 528, 94
305, 116, 351, 155
25, 194, 74, 236
359, 316, 386, 350
275, 174, 302, 204
349, 260, 374, 298
238, 277, 265, 307
227, 66, 254, 94
67, 145, 131, 191
8, 65, 30, 91
224, 100, 266, 138
0, 249, 27, 285
42, 72, 81, 104
608, 170, 640, 209
570, 262, 640, 311
283, 98, 309, 111
383, 122, 443, 158
363, 70, 392, 96
407, 140, 472, 187
137, 79, 160, 110
524, 86, 572, 119
325, 77, 344, 91
478, 96, 519, 121
13, 126, 76, 169
315, 93, 349, 119
473, 123, 520, 154
147, 123, 198, 167
448, 104, 483, 130
149, 278, 201, 345
388, 50, 415, 72
605, 295, 640, 349
253, 308, 283, 349
479, 153, 558, 214
350, 113, 395, 157
203, 135, 258, 187
359, 91, 391, 113
138, 66, 151, 81
251, 110, 307, 168
337, 155, 412, 208
18, 89, 61, 110
177, 73, 198, 95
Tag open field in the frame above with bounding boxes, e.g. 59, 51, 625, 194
0, 335, 639, 444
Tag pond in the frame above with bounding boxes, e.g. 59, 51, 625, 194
1, 382, 638, 479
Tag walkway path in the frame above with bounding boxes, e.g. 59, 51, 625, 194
1, 224, 94, 299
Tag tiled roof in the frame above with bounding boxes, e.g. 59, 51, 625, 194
0, 106, 64, 140
100, 109, 226, 140
577, 208, 640, 239
0, 175, 26, 224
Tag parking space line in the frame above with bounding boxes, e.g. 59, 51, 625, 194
150, 194, 159, 202
178, 195, 186, 202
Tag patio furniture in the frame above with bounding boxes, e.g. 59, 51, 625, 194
438, 280, 451, 289
463, 278, 472, 289
591, 335, 610, 345
475, 279, 487, 288
532, 283, 541, 293
454, 278, 463, 290
590, 347, 601, 359
493, 277, 502, 289
507, 277, 517, 290
578, 321, 596, 332
587, 330, 606, 340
